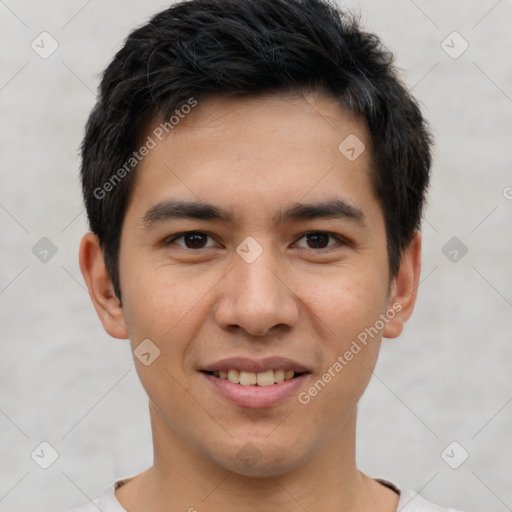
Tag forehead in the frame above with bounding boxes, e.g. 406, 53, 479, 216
151, 91, 368, 154
124, 91, 379, 227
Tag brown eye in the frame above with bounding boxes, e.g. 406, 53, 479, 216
305, 232, 330, 249
295, 231, 341, 250
167, 231, 216, 249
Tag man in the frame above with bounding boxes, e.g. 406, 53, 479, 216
75, 0, 462, 510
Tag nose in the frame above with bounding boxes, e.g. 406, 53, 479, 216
213, 245, 300, 337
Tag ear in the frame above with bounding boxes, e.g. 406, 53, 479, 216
383, 231, 422, 339
79, 232, 128, 339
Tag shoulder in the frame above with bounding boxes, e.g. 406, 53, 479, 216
397, 489, 465, 512
69, 480, 127, 512
376, 478, 464, 512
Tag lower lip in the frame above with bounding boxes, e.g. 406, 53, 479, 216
201, 372, 309, 409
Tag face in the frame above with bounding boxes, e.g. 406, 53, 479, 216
87, 92, 416, 478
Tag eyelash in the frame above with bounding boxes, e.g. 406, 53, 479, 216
164, 230, 349, 253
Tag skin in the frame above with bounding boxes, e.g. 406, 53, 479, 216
79, 91, 421, 512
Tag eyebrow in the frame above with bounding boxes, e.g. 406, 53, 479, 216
142, 198, 366, 228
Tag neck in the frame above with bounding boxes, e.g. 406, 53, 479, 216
116, 402, 396, 512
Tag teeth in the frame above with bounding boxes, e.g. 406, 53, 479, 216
274, 369, 285, 383
227, 369, 240, 384
212, 368, 299, 385
284, 369, 294, 380
256, 370, 274, 387
239, 371, 257, 385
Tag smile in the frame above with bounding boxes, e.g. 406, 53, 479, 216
204, 368, 303, 386
201, 370, 310, 409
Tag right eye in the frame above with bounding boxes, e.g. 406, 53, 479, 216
165, 231, 219, 250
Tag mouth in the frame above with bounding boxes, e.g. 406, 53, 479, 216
199, 357, 312, 409
200, 369, 309, 386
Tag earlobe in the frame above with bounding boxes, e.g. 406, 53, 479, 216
383, 231, 422, 339
79, 232, 129, 339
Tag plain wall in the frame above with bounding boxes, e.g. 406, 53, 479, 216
1, 1, 511, 510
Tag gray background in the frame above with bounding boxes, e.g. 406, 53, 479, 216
1, 1, 511, 511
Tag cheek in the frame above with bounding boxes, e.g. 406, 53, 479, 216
298, 277, 384, 429
122, 260, 179, 318
120, 262, 221, 351
297, 267, 387, 397
302, 266, 388, 344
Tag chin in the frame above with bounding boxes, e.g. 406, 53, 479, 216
207, 439, 309, 478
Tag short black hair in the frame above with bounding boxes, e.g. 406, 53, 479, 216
81, 0, 432, 300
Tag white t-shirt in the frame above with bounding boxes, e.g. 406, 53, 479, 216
70, 476, 464, 512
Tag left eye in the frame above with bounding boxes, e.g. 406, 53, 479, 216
294, 231, 343, 250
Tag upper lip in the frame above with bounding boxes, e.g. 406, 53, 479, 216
201, 357, 310, 373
